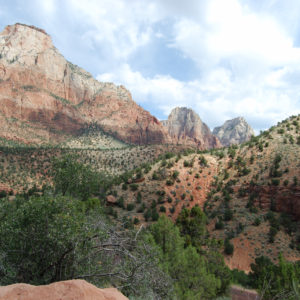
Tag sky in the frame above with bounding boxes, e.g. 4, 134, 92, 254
1, 0, 300, 132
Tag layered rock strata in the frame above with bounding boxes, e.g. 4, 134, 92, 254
0, 23, 170, 145
162, 107, 221, 149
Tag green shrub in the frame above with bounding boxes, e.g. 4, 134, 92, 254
151, 208, 159, 221
172, 170, 179, 179
253, 217, 261, 226
136, 191, 142, 203
215, 219, 224, 230
144, 209, 152, 221
0, 195, 98, 284
224, 238, 234, 255
224, 209, 233, 221
0, 190, 7, 198
127, 203, 135, 211
160, 205, 166, 213
149, 199, 156, 209
271, 178, 280, 186
166, 179, 174, 186
117, 197, 125, 208
130, 183, 139, 191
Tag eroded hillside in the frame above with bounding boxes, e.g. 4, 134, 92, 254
104, 115, 300, 272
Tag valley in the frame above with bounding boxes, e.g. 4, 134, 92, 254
0, 23, 300, 299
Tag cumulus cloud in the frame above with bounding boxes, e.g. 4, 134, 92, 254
64, 0, 161, 62
187, 0, 299, 65
97, 63, 300, 132
1, 0, 300, 132
87, 0, 300, 131
38, 0, 57, 15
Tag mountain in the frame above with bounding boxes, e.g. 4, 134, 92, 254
162, 107, 221, 149
103, 114, 300, 272
213, 116, 255, 146
0, 23, 170, 146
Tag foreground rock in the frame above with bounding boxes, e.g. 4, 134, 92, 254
231, 285, 260, 300
213, 117, 254, 146
0, 23, 170, 146
162, 107, 221, 149
0, 279, 128, 300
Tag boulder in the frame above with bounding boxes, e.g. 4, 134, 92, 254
0, 279, 128, 300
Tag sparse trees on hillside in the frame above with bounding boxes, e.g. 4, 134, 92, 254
0, 195, 173, 299
52, 154, 110, 200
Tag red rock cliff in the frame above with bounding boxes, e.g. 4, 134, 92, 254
251, 185, 300, 221
162, 107, 221, 149
0, 23, 171, 145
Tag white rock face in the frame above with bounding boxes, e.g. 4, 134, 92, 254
213, 117, 254, 146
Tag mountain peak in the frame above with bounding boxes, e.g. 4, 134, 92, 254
0, 23, 170, 146
162, 107, 221, 149
0, 23, 55, 71
1, 23, 52, 49
213, 117, 254, 146
12, 23, 49, 35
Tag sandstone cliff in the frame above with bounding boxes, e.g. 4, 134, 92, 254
0, 23, 170, 145
0, 280, 128, 300
213, 117, 254, 146
251, 185, 300, 221
162, 107, 221, 149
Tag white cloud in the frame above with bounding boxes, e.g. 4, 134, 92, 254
64, 0, 160, 61
43, 0, 56, 14
2, 0, 300, 132
172, 0, 300, 69
97, 63, 300, 132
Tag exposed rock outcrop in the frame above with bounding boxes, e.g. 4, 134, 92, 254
162, 107, 221, 149
0, 279, 128, 300
0, 23, 170, 145
231, 285, 260, 300
213, 117, 254, 146
251, 185, 300, 221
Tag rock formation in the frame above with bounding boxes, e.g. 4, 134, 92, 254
213, 117, 254, 146
0, 279, 128, 300
162, 107, 221, 149
0, 23, 170, 145
250, 185, 300, 221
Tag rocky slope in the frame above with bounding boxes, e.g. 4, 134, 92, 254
106, 114, 300, 272
0, 280, 128, 300
205, 115, 300, 270
213, 117, 255, 146
0, 23, 170, 146
162, 107, 221, 149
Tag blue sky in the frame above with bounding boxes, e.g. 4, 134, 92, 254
1, 0, 300, 132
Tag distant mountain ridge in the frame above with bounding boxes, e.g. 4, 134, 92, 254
161, 107, 221, 149
213, 117, 255, 146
